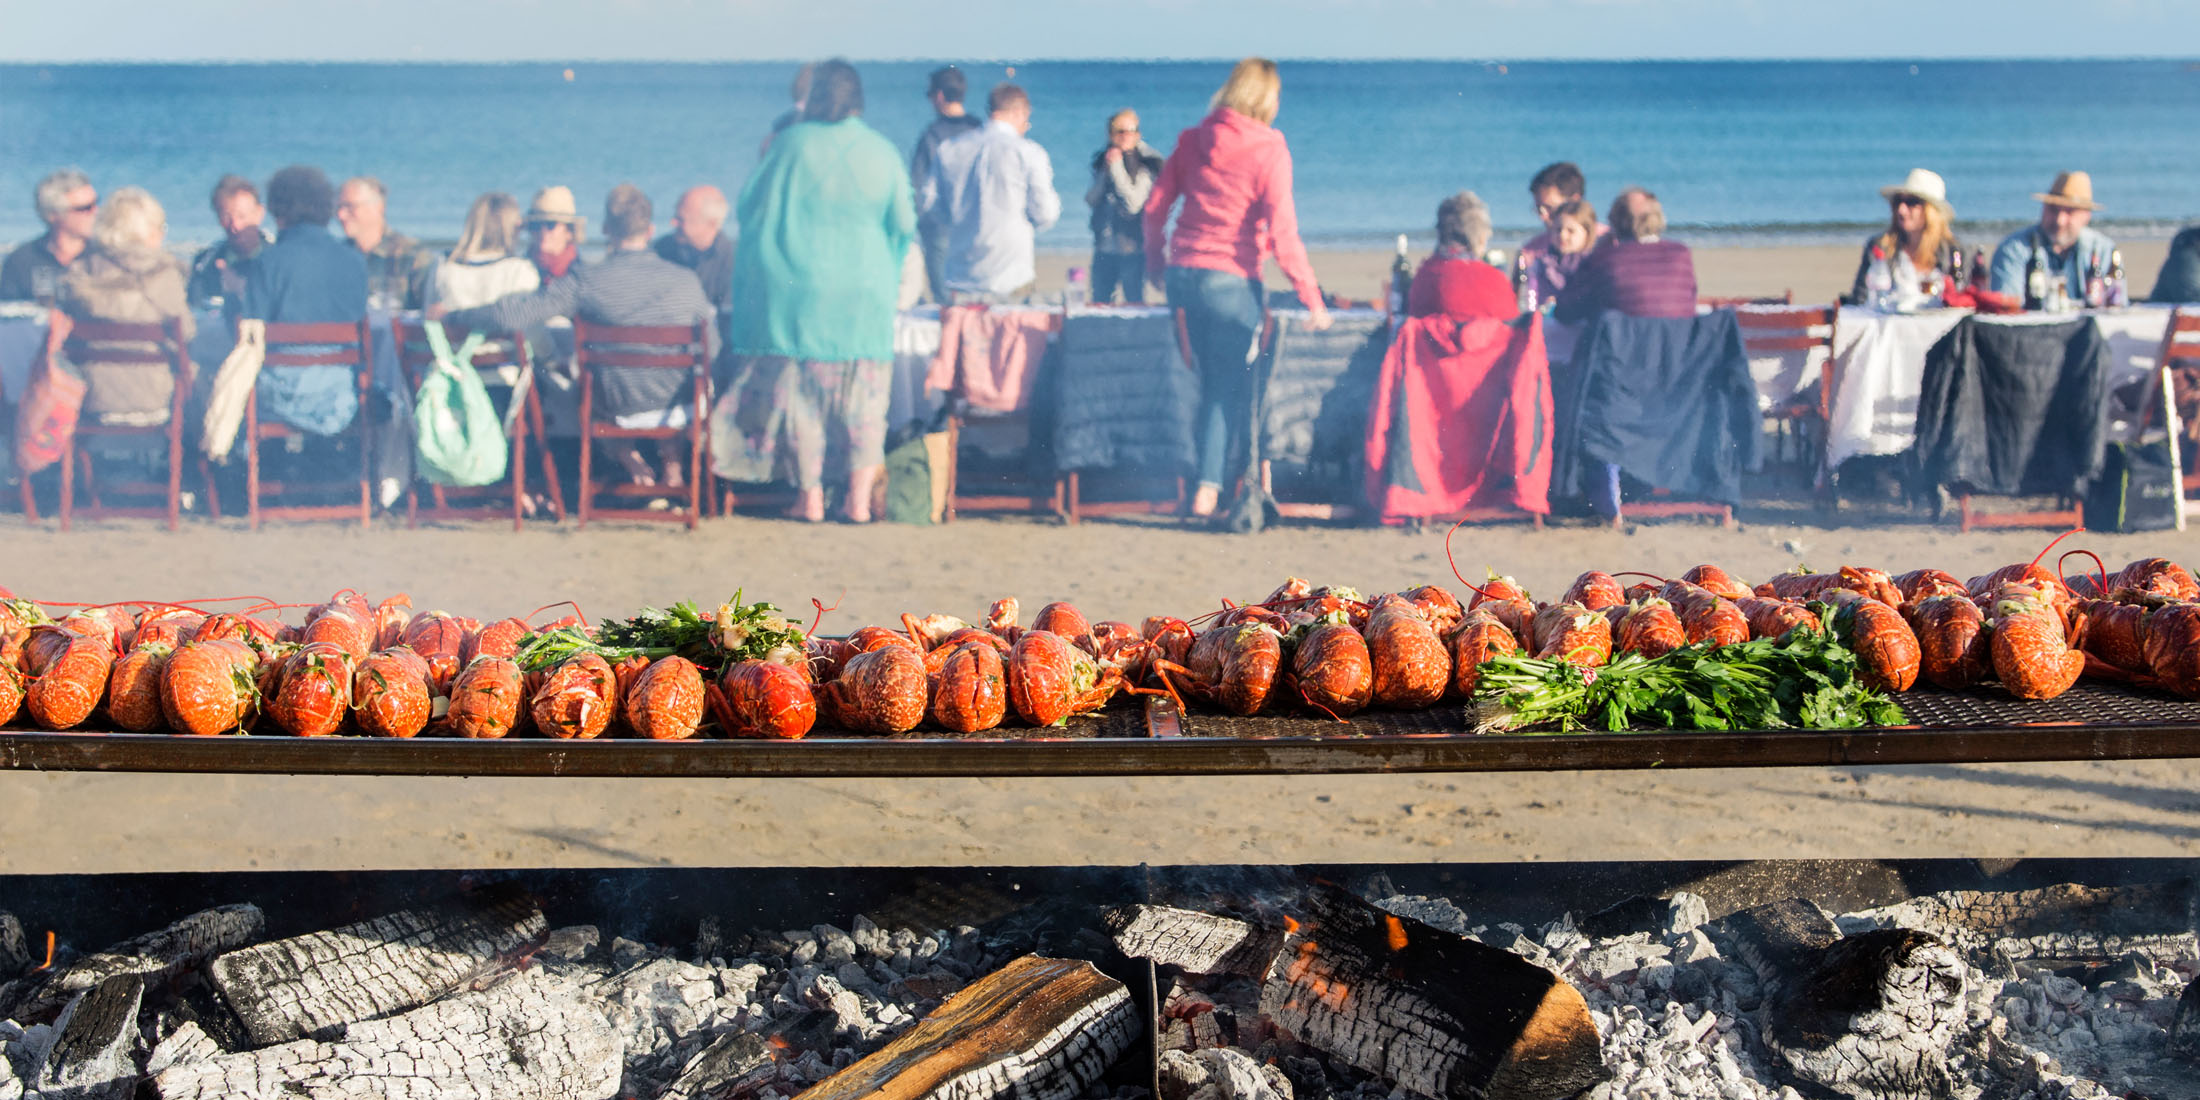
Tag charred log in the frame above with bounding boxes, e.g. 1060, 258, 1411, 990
2172, 976, 2200, 1061
1113, 890, 1603, 1100
0, 910, 26, 977
1836, 880, 2197, 963
150, 970, 622, 1100
2, 903, 263, 1022
208, 888, 545, 1046
1726, 898, 1966, 1100
1105, 907, 1285, 978
797, 955, 1136, 1100
31, 973, 143, 1100
659, 1032, 776, 1100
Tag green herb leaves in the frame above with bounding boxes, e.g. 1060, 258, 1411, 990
1475, 609, 1903, 734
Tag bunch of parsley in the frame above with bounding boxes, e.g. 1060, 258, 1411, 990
515, 591, 806, 674
1474, 607, 1903, 734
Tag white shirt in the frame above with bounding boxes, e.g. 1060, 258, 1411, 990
428, 253, 540, 312
915, 118, 1060, 296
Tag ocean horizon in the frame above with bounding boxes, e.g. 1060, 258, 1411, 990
5, 59, 2197, 254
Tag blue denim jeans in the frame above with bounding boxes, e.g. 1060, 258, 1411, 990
1090, 251, 1147, 304
1166, 266, 1264, 490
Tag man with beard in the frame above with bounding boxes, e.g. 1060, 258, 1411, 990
188, 174, 273, 307
1989, 171, 2114, 305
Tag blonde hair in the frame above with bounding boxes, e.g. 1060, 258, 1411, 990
1877, 197, 1952, 272
92, 186, 163, 253
1552, 198, 1597, 252
1107, 107, 1138, 134
1211, 58, 1280, 124
452, 191, 522, 262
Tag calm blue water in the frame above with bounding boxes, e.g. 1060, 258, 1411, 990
3, 60, 2197, 252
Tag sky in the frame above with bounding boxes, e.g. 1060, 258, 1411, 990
2, 0, 2195, 61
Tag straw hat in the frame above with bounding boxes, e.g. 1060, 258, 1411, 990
526, 186, 585, 226
1878, 168, 1951, 213
2032, 171, 2102, 211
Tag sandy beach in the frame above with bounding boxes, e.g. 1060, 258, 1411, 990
4, 507, 2199, 875
3, 238, 2193, 876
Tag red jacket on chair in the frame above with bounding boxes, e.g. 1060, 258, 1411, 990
1364, 313, 1552, 521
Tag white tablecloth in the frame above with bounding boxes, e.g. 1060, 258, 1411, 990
1821, 304, 2174, 471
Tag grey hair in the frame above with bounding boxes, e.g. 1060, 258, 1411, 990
1436, 190, 1492, 255
34, 168, 92, 224
1609, 187, 1665, 241
92, 186, 163, 253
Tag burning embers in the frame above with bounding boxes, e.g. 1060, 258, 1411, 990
0, 875, 2196, 1100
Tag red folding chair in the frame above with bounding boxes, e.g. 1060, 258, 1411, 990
52, 314, 196, 531
390, 318, 564, 530
200, 319, 376, 530
572, 321, 709, 529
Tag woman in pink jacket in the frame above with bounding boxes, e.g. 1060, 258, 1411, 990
1144, 58, 1331, 520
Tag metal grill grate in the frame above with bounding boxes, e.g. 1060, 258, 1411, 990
1886, 681, 2200, 729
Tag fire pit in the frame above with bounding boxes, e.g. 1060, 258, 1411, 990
2, 862, 2197, 1100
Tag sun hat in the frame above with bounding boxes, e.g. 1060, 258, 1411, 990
526, 186, 585, 226
2032, 171, 2102, 211
1878, 168, 1950, 212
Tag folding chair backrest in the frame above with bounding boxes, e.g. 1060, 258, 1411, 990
572, 322, 707, 371
62, 317, 189, 370
1734, 305, 1837, 355
390, 319, 527, 389
261, 319, 370, 369
2162, 308, 2200, 372
1698, 291, 1793, 310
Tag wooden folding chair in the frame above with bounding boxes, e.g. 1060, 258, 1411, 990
52, 314, 195, 531
1736, 304, 1838, 486
572, 320, 709, 530
390, 318, 564, 530
203, 318, 375, 530
2157, 308, 2200, 502
939, 305, 1067, 523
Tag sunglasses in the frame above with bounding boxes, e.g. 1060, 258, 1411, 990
69, 199, 98, 213
1111, 127, 1138, 135
1892, 195, 1927, 209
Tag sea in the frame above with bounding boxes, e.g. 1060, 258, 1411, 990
3, 59, 2197, 255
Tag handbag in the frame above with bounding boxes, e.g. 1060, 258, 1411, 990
2083, 440, 2181, 533
15, 314, 86, 476
412, 321, 507, 487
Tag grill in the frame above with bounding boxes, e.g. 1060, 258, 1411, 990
7, 679, 2200, 778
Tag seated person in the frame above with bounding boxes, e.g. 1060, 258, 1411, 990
0, 169, 97, 303
653, 185, 734, 311
1846, 168, 1966, 307
1553, 188, 1697, 323
437, 183, 716, 490
239, 165, 370, 437
57, 186, 196, 424
427, 191, 540, 311
336, 176, 433, 310
1988, 171, 2113, 305
2151, 224, 2200, 304
187, 174, 272, 308
1406, 191, 1517, 321
1516, 161, 1605, 305
1524, 198, 1598, 306
526, 186, 586, 282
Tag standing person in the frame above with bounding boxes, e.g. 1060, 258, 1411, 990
721, 59, 914, 524
187, 174, 272, 307
1553, 188, 1697, 323
1844, 168, 1965, 306
426, 192, 539, 311
914, 83, 1058, 304
1406, 192, 1516, 321
760, 62, 817, 156
1143, 57, 1332, 521
1988, 171, 2115, 305
58, 187, 196, 424
0, 169, 97, 303
910, 65, 983, 302
336, 176, 433, 310
1085, 108, 1163, 304
524, 186, 586, 283
438, 184, 716, 490
654, 185, 734, 312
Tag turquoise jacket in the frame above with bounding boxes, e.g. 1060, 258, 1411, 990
730, 117, 916, 362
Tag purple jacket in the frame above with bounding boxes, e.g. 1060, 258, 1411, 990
1552, 238, 1698, 323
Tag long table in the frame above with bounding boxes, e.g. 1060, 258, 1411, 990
1823, 304, 2175, 472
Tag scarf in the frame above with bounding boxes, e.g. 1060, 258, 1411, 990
536, 242, 579, 280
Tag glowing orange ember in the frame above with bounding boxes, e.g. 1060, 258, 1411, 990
1384, 915, 1409, 952
1282, 915, 1301, 933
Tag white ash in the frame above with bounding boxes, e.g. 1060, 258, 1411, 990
1372, 891, 2200, 1100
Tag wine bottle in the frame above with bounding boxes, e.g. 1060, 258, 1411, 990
2108, 248, 2129, 307
1514, 250, 1535, 313
1389, 234, 1412, 319
2084, 254, 2106, 309
2024, 244, 2047, 311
